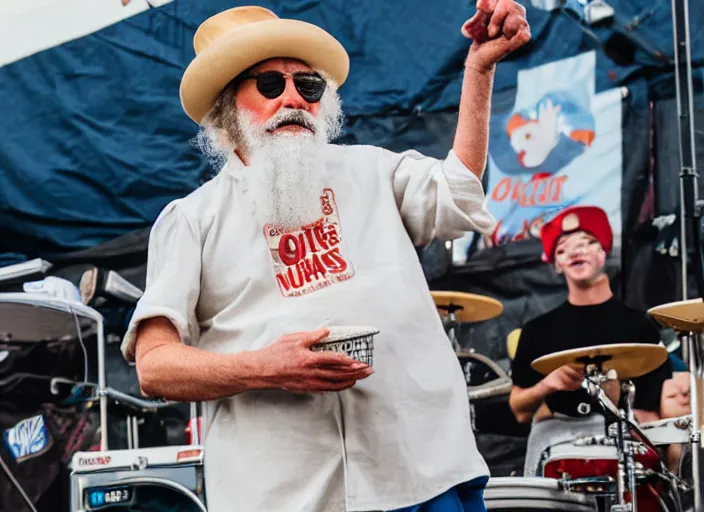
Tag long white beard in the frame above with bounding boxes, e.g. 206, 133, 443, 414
232, 98, 340, 229
245, 130, 327, 229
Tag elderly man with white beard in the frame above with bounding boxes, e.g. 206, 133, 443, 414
121, 3, 530, 512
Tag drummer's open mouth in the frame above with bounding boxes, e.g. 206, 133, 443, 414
570, 258, 586, 268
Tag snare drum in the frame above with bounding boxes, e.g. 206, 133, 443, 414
484, 477, 597, 510
70, 445, 206, 511
542, 437, 660, 482
541, 439, 666, 512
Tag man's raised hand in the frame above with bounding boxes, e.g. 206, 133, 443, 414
462, 0, 531, 72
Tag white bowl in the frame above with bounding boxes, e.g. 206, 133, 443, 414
310, 326, 379, 366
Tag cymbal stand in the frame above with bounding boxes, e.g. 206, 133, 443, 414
672, 0, 704, 498
440, 305, 462, 351
582, 365, 638, 511
683, 331, 703, 511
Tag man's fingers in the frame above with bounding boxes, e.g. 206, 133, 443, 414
321, 380, 358, 391
509, 25, 531, 50
315, 366, 374, 382
304, 379, 359, 392
296, 328, 331, 348
487, 0, 511, 38
462, 11, 488, 39
476, 0, 497, 13
502, 13, 526, 39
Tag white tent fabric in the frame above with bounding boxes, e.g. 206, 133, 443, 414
0, 0, 173, 68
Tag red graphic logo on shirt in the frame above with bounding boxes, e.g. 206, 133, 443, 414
264, 189, 354, 297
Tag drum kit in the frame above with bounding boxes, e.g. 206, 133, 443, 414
430, 291, 704, 512
3, 284, 704, 512
431, 290, 512, 402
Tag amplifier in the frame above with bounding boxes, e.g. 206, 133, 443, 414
69, 445, 206, 512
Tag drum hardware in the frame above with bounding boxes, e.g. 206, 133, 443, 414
562, 478, 613, 496
441, 308, 461, 349
456, 349, 513, 400
670, 0, 702, 496
484, 476, 598, 511
641, 415, 693, 446
590, 372, 638, 511
532, 343, 669, 381
431, 291, 512, 403
574, 435, 615, 447
431, 290, 504, 349
533, 343, 678, 511
649, 300, 704, 511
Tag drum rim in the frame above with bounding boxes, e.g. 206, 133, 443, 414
484, 477, 597, 509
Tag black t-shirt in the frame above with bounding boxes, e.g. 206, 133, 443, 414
511, 298, 672, 416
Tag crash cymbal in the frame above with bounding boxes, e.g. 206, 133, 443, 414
531, 343, 668, 380
431, 291, 503, 323
648, 299, 704, 333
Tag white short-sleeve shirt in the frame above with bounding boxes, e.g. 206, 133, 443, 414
122, 143, 495, 512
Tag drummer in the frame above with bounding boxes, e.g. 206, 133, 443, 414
508, 205, 673, 476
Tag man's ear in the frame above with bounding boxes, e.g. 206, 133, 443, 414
554, 262, 563, 274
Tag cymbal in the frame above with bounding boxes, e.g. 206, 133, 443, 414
531, 343, 668, 380
431, 291, 503, 323
648, 299, 704, 333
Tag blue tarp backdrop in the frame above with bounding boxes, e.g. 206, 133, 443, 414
0, 0, 702, 263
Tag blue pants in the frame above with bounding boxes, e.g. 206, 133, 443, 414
390, 476, 489, 512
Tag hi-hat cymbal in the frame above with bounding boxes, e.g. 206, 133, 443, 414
431, 291, 503, 323
531, 343, 668, 380
648, 299, 704, 333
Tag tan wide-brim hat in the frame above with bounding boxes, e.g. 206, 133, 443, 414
180, 6, 350, 124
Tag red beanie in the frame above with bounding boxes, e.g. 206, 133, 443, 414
540, 206, 613, 263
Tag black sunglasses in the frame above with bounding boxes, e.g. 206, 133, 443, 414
239, 71, 327, 103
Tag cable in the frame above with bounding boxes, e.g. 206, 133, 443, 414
0, 453, 39, 512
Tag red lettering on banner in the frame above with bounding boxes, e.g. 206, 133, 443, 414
492, 178, 511, 202
490, 174, 568, 207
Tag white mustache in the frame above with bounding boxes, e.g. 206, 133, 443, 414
265, 109, 318, 134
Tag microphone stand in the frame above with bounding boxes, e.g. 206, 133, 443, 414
673, 0, 703, 301
672, 0, 704, 509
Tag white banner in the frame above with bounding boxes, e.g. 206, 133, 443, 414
455, 51, 623, 263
